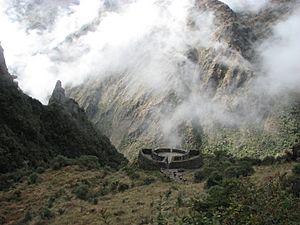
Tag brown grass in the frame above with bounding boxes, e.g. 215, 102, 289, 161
0, 162, 295, 225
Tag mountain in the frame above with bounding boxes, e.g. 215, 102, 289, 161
0, 45, 127, 173
66, 0, 300, 160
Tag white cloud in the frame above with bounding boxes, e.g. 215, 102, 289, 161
256, 10, 300, 95
220, 0, 270, 12
0, 0, 216, 103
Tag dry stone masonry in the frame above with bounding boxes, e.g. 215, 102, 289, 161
138, 148, 202, 170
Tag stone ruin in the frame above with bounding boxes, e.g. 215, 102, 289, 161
138, 148, 202, 170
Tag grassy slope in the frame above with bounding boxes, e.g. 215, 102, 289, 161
0, 163, 296, 225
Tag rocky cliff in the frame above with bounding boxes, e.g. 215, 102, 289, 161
67, 0, 300, 160
0, 46, 127, 173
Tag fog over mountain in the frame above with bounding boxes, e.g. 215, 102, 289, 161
0, 0, 300, 158
0, 0, 298, 101
220, 0, 270, 12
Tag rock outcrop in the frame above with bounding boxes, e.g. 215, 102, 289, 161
0, 44, 8, 75
49, 80, 67, 105
0, 48, 127, 173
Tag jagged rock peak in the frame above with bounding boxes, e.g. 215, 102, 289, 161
49, 80, 67, 105
49, 80, 84, 116
0, 43, 8, 75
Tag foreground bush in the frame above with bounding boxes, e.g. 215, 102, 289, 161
292, 164, 300, 175
28, 173, 39, 185
73, 183, 89, 200
282, 175, 300, 197
224, 163, 255, 178
76, 155, 101, 169
51, 155, 74, 170
194, 152, 255, 185
194, 167, 217, 183
183, 176, 300, 225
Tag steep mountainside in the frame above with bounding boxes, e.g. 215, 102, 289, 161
0, 46, 126, 173
67, 0, 300, 159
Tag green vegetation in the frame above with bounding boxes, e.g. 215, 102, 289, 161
27, 173, 39, 185
194, 151, 255, 184
0, 162, 299, 225
184, 152, 300, 224
73, 183, 90, 200
292, 164, 300, 175
201, 97, 300, 159
40, 208, 54, 220
183, 176, 300, 225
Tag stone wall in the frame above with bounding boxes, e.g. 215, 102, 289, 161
138, 148, 202, 170
138, 150, 167, 170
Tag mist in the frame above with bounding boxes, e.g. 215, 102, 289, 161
257, 9, 300, 95
219, 0, 270, 12
0, 0, 213, 102
0, 0, 300, 148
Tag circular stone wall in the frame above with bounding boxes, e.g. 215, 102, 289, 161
138, 148, 202, 170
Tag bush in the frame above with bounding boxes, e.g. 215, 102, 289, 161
194, 170, 206, 183
123, 166, 140, 179
110, 182, 119, 192
205, 172, 223, 189
292, 164, 300, 175
51, 155, 73, 170
224, 163, 254, 178
28, 173, 38, 185
207, 185, 229, 207
73, 184, 89, 200
11, 190, 22, 201
76, 155, 100, 170
117, 183, 129, 192
184, 177, 300, 225
261, 156, 277, 165
282, 175, 300, 197
36, 166, 46, 174
194, 167, 217, 183
143, 177, 155, 185
21, 211, 32, 223
40, 208, 53, 220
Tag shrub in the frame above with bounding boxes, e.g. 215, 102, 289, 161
22, 211, 32, 223
194, 170, 206, 183
292, 164, 300, 175
51, 155, 73, 170
117, 183, 129, 192
205, 172, 223, 189
261, 156, 276, 165
73, 184, 89, 200
110, 182, 119, 192
282, 175, 300, 197
76, 155, 100, 170
17, 211, 32, 224
143, 177, 155, 185
36, 166, 46, 174
47, 197, 55, 208
194, 167, 217, 183
28, 173, 38, 185
207, 185, 229, 207
123, 166, 140, 179
92, 197, 98, 205
11, 190, 22, 201
176, 192, 184, 207
224, 164, 254, 178
40, 208, 53, 220
184, 177, 300, 225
